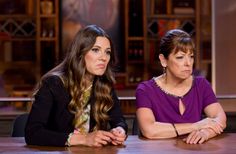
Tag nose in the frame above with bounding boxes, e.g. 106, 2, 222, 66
185, 57, 192, 66
99, 51, 108, 61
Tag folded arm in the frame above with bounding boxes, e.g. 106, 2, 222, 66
136, 102, 226, 140
184, 102, 227, 144
136, 108, 195, 139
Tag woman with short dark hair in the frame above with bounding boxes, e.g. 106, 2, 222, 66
136, 29, 226, 144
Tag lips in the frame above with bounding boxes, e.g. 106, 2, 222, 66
97, 64, 106, 69
183, 70, 192, 73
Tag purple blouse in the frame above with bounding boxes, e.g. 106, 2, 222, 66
135, 76, 217, 123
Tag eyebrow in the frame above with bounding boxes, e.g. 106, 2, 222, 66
93, 45, 111, 50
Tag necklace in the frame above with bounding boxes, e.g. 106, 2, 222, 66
82, 84, 92, 107
84, 84, 92, 92
154, 76, 186, 115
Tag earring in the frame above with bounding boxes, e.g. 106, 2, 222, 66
163, 67, 166, 74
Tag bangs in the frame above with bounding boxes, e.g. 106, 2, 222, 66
173, 37, 195, 54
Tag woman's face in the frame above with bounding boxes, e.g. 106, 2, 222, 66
84, 36, 111, 76
164, 50, 194, 80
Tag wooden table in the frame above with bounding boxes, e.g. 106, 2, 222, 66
0, 134, 236, 154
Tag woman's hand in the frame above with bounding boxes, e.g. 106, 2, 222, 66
194, 118, 224, 134
183, 128, 210, 144
71, 130, 116, 147
110, 126, 127, 145
85, 130, 116, 147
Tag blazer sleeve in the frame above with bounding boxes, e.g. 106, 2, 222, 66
108, 89, 128, 134
25, 76, 72, 146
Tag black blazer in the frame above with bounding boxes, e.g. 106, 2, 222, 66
25, 76, 128, 146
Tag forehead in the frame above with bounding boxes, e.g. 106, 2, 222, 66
94, 36, 110, 45
171, 48, 194, 55
172, 41, 194, 54
172, 49, 193, 55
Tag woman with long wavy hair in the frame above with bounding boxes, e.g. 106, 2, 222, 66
25, 25, 127, 147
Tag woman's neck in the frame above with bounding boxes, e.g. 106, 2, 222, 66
157, 73, 193, 97
84, 73, 94, 88
162, 73, 192, 88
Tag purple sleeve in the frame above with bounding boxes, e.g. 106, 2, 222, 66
135, 83, 152, 109
200, 78, 217, 108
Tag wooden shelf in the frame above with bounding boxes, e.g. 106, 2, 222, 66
0, 0, 59, 98
122, 0, 212, 88
127, 60, 144, 64
1, 38, 35, 41
39, 37, 57, 41
0, 15, 35, 19
36, 0, 59, 78
127, 37, 144, 40
39, 14, 56, 18
148, 14, 195, 19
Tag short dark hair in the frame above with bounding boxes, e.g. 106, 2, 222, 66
159, 29, 195, 59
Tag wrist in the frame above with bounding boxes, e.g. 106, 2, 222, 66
74, 133, 87, 146
192, 122, 200, 131
172, 123, 179, 137
200, 129, 210, 140
66, 133, 74, 146
67, 132, 87, 146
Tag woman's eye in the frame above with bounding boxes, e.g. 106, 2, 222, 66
106, 50, 111, 55
176, 56, 184, 59
191, 55, 194, 59
91, 48, 99, 53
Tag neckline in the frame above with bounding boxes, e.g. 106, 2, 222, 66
153, 76, 194, 99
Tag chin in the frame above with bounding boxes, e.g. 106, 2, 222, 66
182, 75, 192, 80
178, 73, 191, 79
94, 72, 106, 76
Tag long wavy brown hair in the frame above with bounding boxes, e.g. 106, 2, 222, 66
34, 25, 116, 130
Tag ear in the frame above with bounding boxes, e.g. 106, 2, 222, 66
159, 54, 167, 68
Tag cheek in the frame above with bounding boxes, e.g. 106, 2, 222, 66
85, 55, 95, 71
169, 61, 180, 68
107, 56, 111, 63
85, 53, 96, 64
168, 61, 183, 73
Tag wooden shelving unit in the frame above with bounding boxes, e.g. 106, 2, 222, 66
122, 0, 212, 88
0, 0, 59, 99
0, 0, 36, 97
146, 0, 199, 77
197, 0, 212, 82
0, 0, 212, 93
123, 0, 148, 88
36, 0, 59, 77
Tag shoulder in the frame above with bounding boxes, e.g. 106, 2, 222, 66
194, 75, 207, 82
193, 76, 211, 86
43, 75, 63, 84
41, 75, 65, 90
36, 75, 69, 100
136, 78, 156, 95
192, 76, 213, 92
136, 78, 155, 93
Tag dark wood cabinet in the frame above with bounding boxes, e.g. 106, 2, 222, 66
0, 0, 59, 98
120, 0, 212, 89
